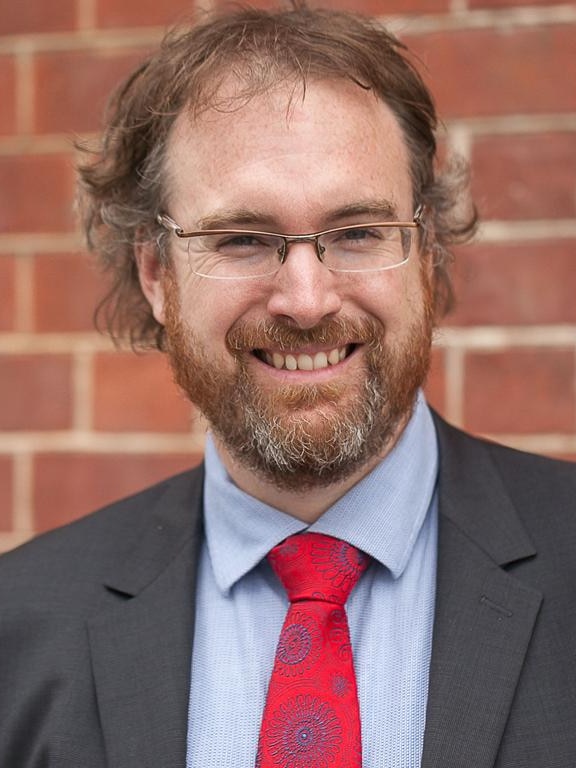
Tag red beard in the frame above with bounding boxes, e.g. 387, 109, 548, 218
162, 269, 434, 490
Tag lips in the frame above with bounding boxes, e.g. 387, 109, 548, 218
258, 345, 352, 371
227, 317, 376, 373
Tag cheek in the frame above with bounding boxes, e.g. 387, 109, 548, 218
399, 254, 431, 306
355, 267, 425, 322
177, 276, 267, 342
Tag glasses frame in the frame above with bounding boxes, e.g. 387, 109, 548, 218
156, 205, 424, 279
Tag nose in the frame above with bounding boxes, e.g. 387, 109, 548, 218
266, 242, 343, 328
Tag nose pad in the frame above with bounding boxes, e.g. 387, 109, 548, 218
280, 236, 326, 266
267, 242, 342, 328
276, 243, 287, 264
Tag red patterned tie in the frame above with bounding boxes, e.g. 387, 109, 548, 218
257, 532, 371, 768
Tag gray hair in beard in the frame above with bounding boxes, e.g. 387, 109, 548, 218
226, 370, 388, 490
162, 271, 432, 491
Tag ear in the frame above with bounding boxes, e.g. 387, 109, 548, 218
135, 241, 167, 325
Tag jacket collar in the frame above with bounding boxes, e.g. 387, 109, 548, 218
87, 414, 544, 768
87, 467, 204, 768
421, 414, 542, 768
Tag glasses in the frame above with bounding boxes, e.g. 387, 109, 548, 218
157, 205, 424, 280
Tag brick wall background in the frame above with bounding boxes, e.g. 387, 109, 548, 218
1, 0, 575, 551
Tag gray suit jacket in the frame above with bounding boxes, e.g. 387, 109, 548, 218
1, 415, 575, 767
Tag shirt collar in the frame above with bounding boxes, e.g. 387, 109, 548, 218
203, 391, 438, 593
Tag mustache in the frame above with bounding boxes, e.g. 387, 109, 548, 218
226, 317, 386, 354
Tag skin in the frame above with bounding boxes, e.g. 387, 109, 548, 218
137, 78, 434, 522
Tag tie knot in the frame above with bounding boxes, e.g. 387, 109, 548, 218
268, 532, 370, 606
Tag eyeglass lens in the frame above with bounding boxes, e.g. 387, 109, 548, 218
185, 225, 413, 278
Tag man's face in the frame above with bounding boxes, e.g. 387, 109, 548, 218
141, 79, 434, 490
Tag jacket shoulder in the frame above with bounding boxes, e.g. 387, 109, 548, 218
433, 413, 576, 556
0, 464, 204, 595
435, 413, 576, 496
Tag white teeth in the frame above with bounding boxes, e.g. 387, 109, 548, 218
313, 352, 328, 370
297, 354, 314, 371
263, 346, 350, 371
327, 349, 340, 366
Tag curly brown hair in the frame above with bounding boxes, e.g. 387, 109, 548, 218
77, 4, 477, 350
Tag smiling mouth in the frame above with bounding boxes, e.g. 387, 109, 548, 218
254, 344, 355, 371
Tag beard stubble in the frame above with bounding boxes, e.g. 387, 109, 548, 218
161, 269, 435, 491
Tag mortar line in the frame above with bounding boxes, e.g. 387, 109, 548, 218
14, 253, 34, 333
444, 345, 465, 427
15, 44, 34, 135
72, 350, 94, 431
13, 452, 34, 535
77, 0, 97, 31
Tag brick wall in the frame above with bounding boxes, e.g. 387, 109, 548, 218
1, 0, 575, 550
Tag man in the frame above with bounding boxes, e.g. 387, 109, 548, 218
0, 5, 574, 767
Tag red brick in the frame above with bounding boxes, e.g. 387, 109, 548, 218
0, 0, 76, 35
0, 457, 13, 532
93, 352, 192, 432
463, 348, 575, 435
471, 0, 574, 7
424, 347, 446, 415
0, 154, 75, 234
33, 252, 106, 332
213, 0, 449, 11
0, 255, 16, 331
405, 25, 576, 118
336, 0, 449, 10
553, 453, 576, 463
33, 49, 147, 135
0, 56, 16, 135
0, 355, 73, 430
96, 0, 197, 28
449, 240, 576, 327
472, 133, 576, 221
34, 452, 199, 532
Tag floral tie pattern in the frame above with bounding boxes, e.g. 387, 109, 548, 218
257, 532, 371, 768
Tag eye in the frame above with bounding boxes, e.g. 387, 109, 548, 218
344, 227, 374, 241
333, 226, 390, 247
211, 233, 280, 254
217, 234, 266, 249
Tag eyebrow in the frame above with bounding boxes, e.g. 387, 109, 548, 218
324, 200, 399, 225
194, 199, 400, 232
195, 209, 278, 231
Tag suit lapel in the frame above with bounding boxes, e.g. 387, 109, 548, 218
84, 416, 546, 767
421, 417, 542, 768
87, 468, 204, 768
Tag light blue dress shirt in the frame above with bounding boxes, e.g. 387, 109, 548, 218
186, 392, 439, 768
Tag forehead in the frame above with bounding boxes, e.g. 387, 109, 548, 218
163, 78, 413, 227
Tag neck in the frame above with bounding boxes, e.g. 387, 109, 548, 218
211, 417, 408, 523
